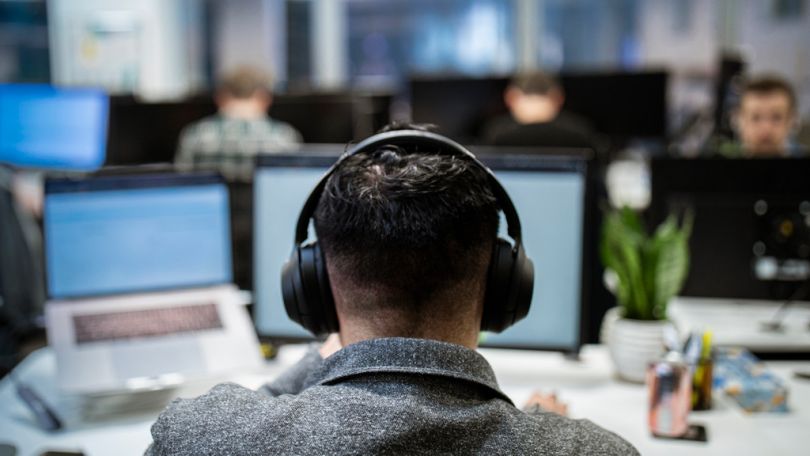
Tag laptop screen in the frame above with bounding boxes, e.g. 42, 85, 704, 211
253, 150, 588, 352
44, 174, 232, 299
0, 84, 108, 171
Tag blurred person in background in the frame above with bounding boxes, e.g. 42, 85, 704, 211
175, 66, 302, 182
485, 71, 596, 149
729, 75, 805, 157
176, 66, 302, 291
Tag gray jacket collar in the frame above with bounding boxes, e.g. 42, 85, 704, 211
304, 337, 513, 405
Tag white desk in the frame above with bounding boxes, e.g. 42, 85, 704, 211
1, 345, 808, 456
669, 297, 810, 352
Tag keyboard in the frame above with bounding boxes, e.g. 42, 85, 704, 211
73, 303, 223, 344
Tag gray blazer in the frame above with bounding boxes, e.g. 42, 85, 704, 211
147, 337, 638, 455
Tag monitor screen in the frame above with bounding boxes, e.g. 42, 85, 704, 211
254, 152, 587, 352
44, 174, 232, 299
650, 158, 810, 301
0, 84, 108, 171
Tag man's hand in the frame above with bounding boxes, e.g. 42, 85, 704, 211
318, 333, 343, 359
523, 391, 568, 417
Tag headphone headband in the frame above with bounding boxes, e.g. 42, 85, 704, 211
283, 129, 535, 335
293, 130, 523, 246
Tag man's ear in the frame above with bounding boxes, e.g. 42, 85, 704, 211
504, 87, 521, 109
256, 90, 273, 112
549, 88, 565, 109
214, 91, 230, 108
789, 110, 800, 134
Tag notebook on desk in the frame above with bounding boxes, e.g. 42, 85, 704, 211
43, 172, 262, 394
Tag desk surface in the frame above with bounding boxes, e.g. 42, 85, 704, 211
669, 297, 810, 352
1, 344, 808, 456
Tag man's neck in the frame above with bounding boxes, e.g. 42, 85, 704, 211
219, 100, 267, 120
338, 315, 480, 349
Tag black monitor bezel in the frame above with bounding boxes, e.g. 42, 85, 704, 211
253, 146, 594, 354
649, 156, 810, 300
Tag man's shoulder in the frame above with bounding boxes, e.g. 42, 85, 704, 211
179, 115, 222, 137
265, 117, 303, 141
520, 410, 640, 455
148, 383, 285, 455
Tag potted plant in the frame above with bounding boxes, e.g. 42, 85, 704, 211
600, 206, 692, 383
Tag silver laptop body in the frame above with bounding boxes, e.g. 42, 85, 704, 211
43, 172, 262, 394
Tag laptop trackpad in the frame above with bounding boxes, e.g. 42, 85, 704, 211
111, 340, 206, 381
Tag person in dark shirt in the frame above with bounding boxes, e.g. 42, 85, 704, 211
147, 124, 638, 455
485, 71, 596, 149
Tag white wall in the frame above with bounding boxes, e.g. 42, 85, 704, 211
47, 0, 205, 100
212, 0, 287, 85
637, 0, 719, 71
736, 0, 810, 117
637, 0, 810, 118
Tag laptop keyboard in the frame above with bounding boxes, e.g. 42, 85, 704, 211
73, 303, 223, 344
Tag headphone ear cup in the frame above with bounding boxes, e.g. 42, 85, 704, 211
482, 239, 534, 333
281, 242, 338, 335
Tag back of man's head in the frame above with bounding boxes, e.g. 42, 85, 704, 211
510, 71, 561, 96
217, 66, 273, 99
313, 124, 499, 337
506, 72, 564, 124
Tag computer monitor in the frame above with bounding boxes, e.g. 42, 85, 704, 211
104, 93, 391, 165
43, 172, 232, 299
409, 76, 509, 143
649, 158, 810, 301
254, 149, 590, 352
408, 71, 668, 142
0, 84, 109, 171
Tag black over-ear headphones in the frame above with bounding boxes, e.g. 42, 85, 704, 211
281, 130, 534, 335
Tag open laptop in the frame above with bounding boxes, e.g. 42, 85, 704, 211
44, 172, 262, 394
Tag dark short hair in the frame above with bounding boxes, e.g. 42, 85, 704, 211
314, 124, 499, 301
741, 75, 797, 111
510, 71, 561, 95
217, 66, 272, 99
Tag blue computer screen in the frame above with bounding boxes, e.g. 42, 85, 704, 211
254, 157, 585, 351
0, 84, 108, 171
44, 180, 232, 299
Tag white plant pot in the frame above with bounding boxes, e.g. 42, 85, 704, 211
601, 307, 674, 383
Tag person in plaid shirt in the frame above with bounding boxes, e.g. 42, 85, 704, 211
175, 66, 302, 182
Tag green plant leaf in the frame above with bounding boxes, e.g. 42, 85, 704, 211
600, 206, 693, 321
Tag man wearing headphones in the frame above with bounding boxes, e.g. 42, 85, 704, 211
147, 124, 637, 455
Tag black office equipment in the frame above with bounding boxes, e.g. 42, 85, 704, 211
104, 92, 391, 166
271, 92, 392, 143
254, 145, 592, 353
409, 76, 510, 142
560, 71, 668, 139
650, 158, 810, 301
408, 71, 668, 143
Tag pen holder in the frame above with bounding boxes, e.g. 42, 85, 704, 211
692, 358, 713, 411
647, 356, 691, 438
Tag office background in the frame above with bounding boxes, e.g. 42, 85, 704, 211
1, 1, 810, 455
2, 0, 809, 116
